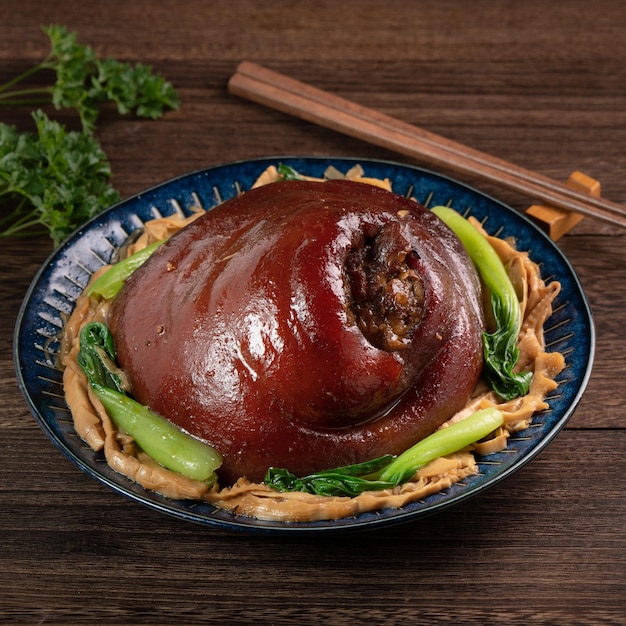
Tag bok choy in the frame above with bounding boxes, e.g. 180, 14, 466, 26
78, 322, 222, 484
431, 206, 532, 401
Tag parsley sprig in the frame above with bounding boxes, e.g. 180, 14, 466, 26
0, 25, 179, 246
0, 24, 179, 133
0, 111, 121, 245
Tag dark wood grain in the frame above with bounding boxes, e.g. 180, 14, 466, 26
1, 1, 624, 623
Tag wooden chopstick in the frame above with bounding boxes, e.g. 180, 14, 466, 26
228, 61, 626, 229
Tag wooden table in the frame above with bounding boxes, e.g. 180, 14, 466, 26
1, 2, 624, 623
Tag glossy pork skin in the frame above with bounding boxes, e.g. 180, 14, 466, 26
108, 180, 484, 484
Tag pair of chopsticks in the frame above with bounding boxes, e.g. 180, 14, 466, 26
228, 61, 626, 230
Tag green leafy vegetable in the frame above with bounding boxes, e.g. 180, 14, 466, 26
277, 163, 304, 181
0, 24, 179, 246
0, 111, 121, 246
77, 321, 126, 393
265, 408, 504, 497
0, 24, 179, 133
265, 456, 397, 497
87, 239, 165, 299
78, 322, 222, 484
431, 206, 532, 400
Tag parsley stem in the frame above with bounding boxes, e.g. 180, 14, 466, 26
0, 64, 46, 94
0, 228, 48, 239
0, 199, 27, 228
0, 89, 52, 104
0, 98, 53, 106
0, 215, 46, 237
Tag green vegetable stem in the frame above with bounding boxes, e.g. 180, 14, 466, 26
78, 322, 222, 484
93, 385, 222, 484
431, 206, 532, 400
87, 240, 165, 300
377, 407, 504, 485
265, 408, 504, 497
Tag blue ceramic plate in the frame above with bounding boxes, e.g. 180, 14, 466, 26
14, 157, 594, 533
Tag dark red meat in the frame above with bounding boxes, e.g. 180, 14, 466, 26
108, 180, 484, 483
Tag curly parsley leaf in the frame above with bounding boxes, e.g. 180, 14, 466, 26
0, 111, 121, 246
0, 25, 179, 246
45, 25, 180, 132
93, 57, 180, 121
0, 24, 179, 133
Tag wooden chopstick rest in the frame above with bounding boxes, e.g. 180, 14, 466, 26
526, 171, 599, 240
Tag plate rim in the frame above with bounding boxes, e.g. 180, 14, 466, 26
13, 155, 595, 533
